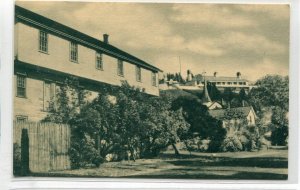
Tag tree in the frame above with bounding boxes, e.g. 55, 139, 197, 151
207, 82, 222, 101
222, 88, 235, 108
248, 75, 289, 145
43, 77, 89, 124
62, 81, 191, 167
171, 96, 226, 152
270, 107, 288, 146
248, 75, 289, 112
239, 88, 247, 101
139, 96, 189, 157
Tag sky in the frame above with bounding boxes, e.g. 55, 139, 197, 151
16, 1, 290, 82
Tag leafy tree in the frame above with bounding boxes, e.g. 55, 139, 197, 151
228, 88, 249, 108
139, 96, 189, 157
171, 96, 226, 152
222, 88, 235, 108
43, 77, 88, 124
248, 75, 289, 145
270, 107, 288, 146
239, 88, 247, 102
248, 75, 289, 113
60, 81, 190, 167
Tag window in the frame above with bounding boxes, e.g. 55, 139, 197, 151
249, 116, 253, 124
43, 81, 55, 111
152, 72, 157, 86
16, 75, 26, 98
239, 82, 243, 85
95, 52, 103, 70
16, 115, 28, 122
70, 42, 78, 62
39, 30, 48, 53
233, 82, 237, 85
136, 66, 141, 82
117, 59, 124, 76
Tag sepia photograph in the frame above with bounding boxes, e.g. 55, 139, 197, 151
13, 1, 289, 180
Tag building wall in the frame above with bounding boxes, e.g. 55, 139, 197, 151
15, 23, 159, 96
246, 110, 256, 125
13, 74, 101, 121
14, 75, 47, 121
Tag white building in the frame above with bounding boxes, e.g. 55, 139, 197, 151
14, 6, 161, 121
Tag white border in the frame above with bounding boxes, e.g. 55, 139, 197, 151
1, 0, 299, 189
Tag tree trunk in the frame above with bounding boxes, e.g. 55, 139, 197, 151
172, 144, 180, 155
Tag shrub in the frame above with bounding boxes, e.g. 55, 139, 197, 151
13, 143, 21, 176
221, 136, 243, 152
69, 133, 104, 169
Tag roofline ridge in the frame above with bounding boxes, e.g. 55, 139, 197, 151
15, 5, 162, 72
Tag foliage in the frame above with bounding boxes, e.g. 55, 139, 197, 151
270, 107, 288, 146
223, 108, 245, 120
58, 81, 190, 167
171, 96, 226, 152
138, 96, 190, 157
42, 77, 89, 124
221, 120, 262, 152
221, 136, 243, 152
69, 133, 104, 169
248, 75, 288, 113
13, 143, 22, 175
207, 82, 222, 101
248, 75, 289, 145
166, 72, 185, 83
222, 88, 236, 108
270, 125, 288, 146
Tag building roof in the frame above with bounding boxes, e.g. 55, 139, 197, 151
15, 5, 161, 73
208, 106, 254, 120
203, 76, 248, 82
201, 80, 211, 103
191, 74, 248, 83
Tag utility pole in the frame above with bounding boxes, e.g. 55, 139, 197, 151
178, 56, 181, 75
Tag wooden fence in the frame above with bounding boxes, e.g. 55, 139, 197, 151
13, 121, 71, 173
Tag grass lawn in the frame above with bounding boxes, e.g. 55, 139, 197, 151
35, 149, 288, 180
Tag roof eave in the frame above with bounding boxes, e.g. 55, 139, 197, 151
15, 5, 162, 73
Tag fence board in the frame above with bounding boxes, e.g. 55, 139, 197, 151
13, 121, 71, 173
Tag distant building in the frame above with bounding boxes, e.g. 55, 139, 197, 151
186, 72, 255, 93
14, 6, 161, 121
201, 80, 257, 131
201, 79, 223, 110
208, 107, 257, 134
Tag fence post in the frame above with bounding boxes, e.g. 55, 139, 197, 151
21, 128, 30, 175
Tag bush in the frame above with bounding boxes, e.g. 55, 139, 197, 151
271, 125, 288, 146
13, 143, 21, 176
69, 133, 104, 169
221, 136, 243, 152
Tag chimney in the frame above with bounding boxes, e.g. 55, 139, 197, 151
214, 72, 217, 77
103, 34, 109, 44
236, 72, 241, 79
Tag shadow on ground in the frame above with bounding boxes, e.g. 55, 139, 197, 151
164, 155, 287, 168
30, 150, 288, 180
127, 153, 288, 180
128, 170, 287, 180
